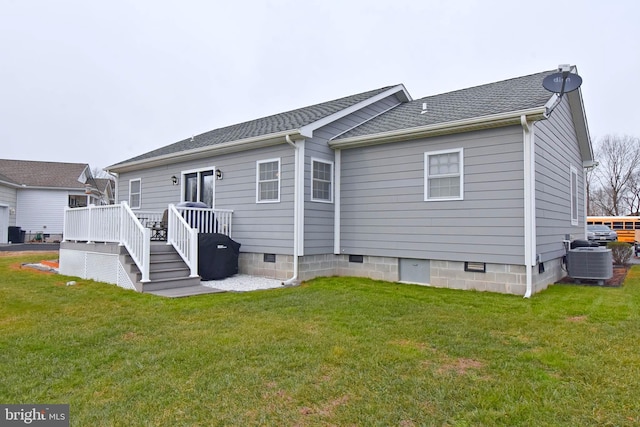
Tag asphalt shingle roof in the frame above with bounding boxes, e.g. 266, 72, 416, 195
336, 70, 555, 139
110, 70, 559, 167
0, 159, 89, 188
112, 86, 396, 167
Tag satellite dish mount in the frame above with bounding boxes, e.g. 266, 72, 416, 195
542, 64, 583, 118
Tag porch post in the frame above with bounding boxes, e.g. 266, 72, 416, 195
189, 228, 198, 277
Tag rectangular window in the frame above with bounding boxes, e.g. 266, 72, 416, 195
311, 158, 333, 203
257, 159, 280, 203
129, 178, 141, 209
424, 148, 463, 201
570, 166, 578, 225
182, 168, 215, 208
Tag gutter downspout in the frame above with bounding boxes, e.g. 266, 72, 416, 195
283, 134, 304, 285
522, 115, 537, 298
334, 149, 341, 254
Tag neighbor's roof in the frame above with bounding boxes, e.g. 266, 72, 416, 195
335, 71, 555, 140
0, 159, 89, 189
110, 86, 397, 168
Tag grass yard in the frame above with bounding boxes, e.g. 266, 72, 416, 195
1, 253, 639, 426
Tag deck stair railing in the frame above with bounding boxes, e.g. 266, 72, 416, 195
167, 204, 198, 278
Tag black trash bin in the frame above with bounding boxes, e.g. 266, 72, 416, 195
198, 233, 241, 280
8, 226, 25, 243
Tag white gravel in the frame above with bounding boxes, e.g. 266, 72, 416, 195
201, 274, 285, 292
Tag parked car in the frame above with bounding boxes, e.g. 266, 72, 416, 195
586, 224, 618, 245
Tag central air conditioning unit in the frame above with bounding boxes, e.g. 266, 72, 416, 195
567, 247, 613, 285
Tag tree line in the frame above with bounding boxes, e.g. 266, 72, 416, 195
587, 134, 640, 216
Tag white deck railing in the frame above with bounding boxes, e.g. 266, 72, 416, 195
63, 202, 151, 282
63, 202, 233, 284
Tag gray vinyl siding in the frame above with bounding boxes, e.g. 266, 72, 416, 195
535, 96, 585, 262
117, 144, 296, 255
339, 126, 526, 265
304, 94, 404, 255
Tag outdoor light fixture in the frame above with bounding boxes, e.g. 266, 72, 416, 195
171, 175, 178, 185
216, 169, 223, 180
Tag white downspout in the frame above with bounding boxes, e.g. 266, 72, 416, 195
334, 149, 341, 254
283, 134, 304, 285
522, 115, 537, 298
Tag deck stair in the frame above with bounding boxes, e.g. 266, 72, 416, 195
122, 242, 221, 296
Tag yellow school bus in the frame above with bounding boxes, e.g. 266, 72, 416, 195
586, 216, 640, 244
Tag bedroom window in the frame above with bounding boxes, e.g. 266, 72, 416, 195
311, 158, 333, 203
257, 158, 280, 203
570, 165, 578, 225
129, 178, 141, 209
182, 168, 214, 208
424, 148, 463, 201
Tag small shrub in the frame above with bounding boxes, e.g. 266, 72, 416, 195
607, 241, 633, 265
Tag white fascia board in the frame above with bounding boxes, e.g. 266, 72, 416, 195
329, 107, 547, 149
299, 84, 412, 138
107, 130, 302, 173
566, 89, 593, 162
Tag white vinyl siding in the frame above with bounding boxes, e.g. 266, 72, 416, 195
256, 158, 280, 203
424, 148, 463, 201
570, 165, 578, 225
311, 158, 333, 203
129, 179, 141, 209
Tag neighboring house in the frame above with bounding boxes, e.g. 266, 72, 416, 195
0, 159, 109, 243
94, 178, 116, 205
60, 66, 593, 296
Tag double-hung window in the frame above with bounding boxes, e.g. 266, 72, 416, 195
129, 178, 141, 209
570, 165, 578, 225
257, 158, 280, 203
424, 148, 463, 201
311, 158, 333, 203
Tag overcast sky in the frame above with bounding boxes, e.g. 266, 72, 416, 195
1, 0, 638, 173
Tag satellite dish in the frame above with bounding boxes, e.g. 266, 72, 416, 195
542, 72, 582, 94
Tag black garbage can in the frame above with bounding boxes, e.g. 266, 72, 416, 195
198, 233, 241, 280
8, 226, 25, 243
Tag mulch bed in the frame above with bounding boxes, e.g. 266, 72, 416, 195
556, 265, 630, 287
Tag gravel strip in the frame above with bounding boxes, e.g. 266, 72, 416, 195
201, 274, 284, 292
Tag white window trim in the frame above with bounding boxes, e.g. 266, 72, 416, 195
129, 178, 141, 209
424, 148, 464, 201
256, 158, 281, 203
570, 165, 579, 226
310, 157, 334, 203
180, 166, 216, 208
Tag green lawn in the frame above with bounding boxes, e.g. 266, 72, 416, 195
1, 253, 639, 426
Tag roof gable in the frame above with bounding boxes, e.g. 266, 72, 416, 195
0, 159, 90, 189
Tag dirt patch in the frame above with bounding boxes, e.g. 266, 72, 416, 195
556, 265, 629, 287
436, 358, 485, 375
